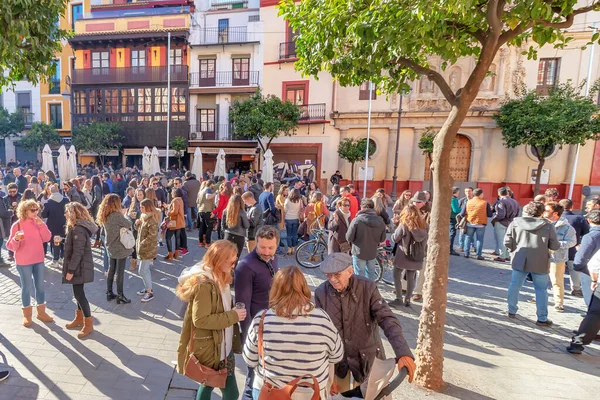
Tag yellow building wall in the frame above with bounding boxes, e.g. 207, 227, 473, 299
74, 14, 189, 34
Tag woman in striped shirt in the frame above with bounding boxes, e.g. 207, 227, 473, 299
243, 265, 344, 399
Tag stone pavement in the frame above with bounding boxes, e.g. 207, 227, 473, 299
0, 226, 598, 400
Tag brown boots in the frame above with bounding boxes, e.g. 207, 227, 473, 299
36, 304, 54, 323
65, 309, 84, 329
164, 252, 173, 260
22, 306, 33, 327
66, 310, 93, 339
173, 250, 179, 260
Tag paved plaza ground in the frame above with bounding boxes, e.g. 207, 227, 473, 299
0, 227, 599, 400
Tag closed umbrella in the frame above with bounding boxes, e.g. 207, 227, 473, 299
67, 145, 78, 180
42, 144, 54, 173
142, 146, 152, 175
191, 147, 203, 180
151, 147, 161, 175
262, 149, 274, 184
57, 145, 69, 184
214, 148, 226, 178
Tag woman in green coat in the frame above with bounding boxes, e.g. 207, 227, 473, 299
176, 240, 246, 400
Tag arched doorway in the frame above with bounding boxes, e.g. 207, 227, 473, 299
424, 134, 472, 182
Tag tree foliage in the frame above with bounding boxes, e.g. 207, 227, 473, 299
170, 136, 188, 169
18, 122, 61, 154
419, 128, 437, 193
0, 0, 71, 88
495, 81, 600, 195
72, 122, 124, 167
280, 0, 600, 390
337, 138, 375, 183
229, 89, 301, 152
0, 108, 25, 139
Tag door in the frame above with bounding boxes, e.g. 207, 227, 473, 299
218, 19, 229, 43
424, 134, 471, 182
199, 59, 216, 87
232, 58, 250, 86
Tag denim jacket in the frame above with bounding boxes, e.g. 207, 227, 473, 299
550, 217, 577, 263
574, 226, 600, 275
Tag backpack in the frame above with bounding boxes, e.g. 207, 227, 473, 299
404, 230, 427, 262
78, 190, 88, 207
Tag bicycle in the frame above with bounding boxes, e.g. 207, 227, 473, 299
376, 245, 395, 285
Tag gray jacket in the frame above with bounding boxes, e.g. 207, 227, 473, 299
392, 223, 428, 271
104, 211, 133, 260
549, 217, 577, 263
246, 203, 263, 240
221, 209, 249, 237
505, 217, 560, 274
63, 220, 98, 285
346, 209, 387, 261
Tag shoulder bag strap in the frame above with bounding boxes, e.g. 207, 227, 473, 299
257, 310, 268, 371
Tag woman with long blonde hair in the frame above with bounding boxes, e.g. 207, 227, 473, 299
390, 204, 428, 308
62, 202, 98, 338
6, 199, 53, 326
221, 194, 249, 258
176, 240, 246, 400
392, 190, 413, 213
97, 194, 133, 304
243, 266, 343, 399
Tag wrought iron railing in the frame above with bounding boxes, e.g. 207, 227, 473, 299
279, 41, 297, 60
49, 78, 61, 94
72, 65, 188, 85
298, 103, 326, 122
196, 26, 248, 45
189, 71, 259, 87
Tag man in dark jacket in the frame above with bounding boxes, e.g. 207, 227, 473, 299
242, 191, 263, 253
574, 210, 600, 306
258, 182, 278, 226
234, 225, 279, 400
492, 186, 520, 262
183, 172, 201, 230
328, 184, 342, 212
560, 199, 589, 298
0, 194, 13, 266
346, 199, 386, 281
315, 253, 415, 394
248, 178, 264, 202
14, 168, 27, 194
43, 186, 69, 268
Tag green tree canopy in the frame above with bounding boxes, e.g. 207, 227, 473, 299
280, 0, 600, 389
495, 81, 600, 195
337, 138, 375, 183
0, 108, 25, 139
0, 0, 71, 88
72, 122, 124, 168
17, 122, 61, 154
170, 136, 188, 169
229, 89, 301, 152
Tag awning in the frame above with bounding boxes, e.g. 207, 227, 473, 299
187, 147, 257, 155
80, 150, 119, 157
124, 149, 176, 157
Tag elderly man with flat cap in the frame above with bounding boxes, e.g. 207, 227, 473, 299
315, 253, 415, 396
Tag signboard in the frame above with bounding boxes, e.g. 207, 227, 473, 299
60, 137, 72, 145
358, 166, 374, 181
530, 168, 550, 184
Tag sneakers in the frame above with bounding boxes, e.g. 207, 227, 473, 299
0, 370, 9, 382
141, 292, 154, 302
450, 250, 460, 256
179, 248, 189, 256
566, 344, 584, 354
493, 257, 506, 262
535, 319, 553, 327
52, 261, 59, 269
571, 289, 583, 298
198, 242, 205, 247
136, 290, 147, 296
554, 305, 565, 313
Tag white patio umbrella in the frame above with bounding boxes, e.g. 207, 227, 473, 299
67, 145, 77, 180
42, 144, 54, 173
151, 147, 161, 175
191, 147, 203, 180
262, 149, 274, 184
214, 148, 226, 178
142, 146, 152, 175
57, 145, 69, 184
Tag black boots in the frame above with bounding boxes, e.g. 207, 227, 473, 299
106, 291, 117, 301
116, 294, 131, 304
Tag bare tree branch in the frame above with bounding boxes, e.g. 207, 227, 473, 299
446, 20, 487, 44
396, 57, 458, 105
487, 0, 502, 34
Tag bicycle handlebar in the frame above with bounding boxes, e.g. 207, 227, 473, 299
373, 366, 408, 400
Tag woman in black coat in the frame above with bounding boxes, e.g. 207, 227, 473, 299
42, 185, 69, 267
90, 176, 103, 246
62, 202, 98, 339
327, 198, 352, 254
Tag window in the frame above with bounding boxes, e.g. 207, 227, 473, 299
200, 59, 216, 78
92, 51, 109, 71
131, 50, 146, 68
104, 89, 119, 114
359, 82, 376, 100
232, 58, 249, 85
16, 92, 32, 126
171, 87, 187, 118
89, 90, 103, 114
285, 85, 306, 105
137, 88, 152, 121
71, 4, 83, 30
170, 48, 183, 66
49, 104, 62, 129
536, 58, 560, 95
50, 60, 61, 94
121, 89, 135, 120
199, 109, 215, 132
218, 19, 229, 43
74, 91, 87, 114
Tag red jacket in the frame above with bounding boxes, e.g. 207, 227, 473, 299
343, 193, 359, 219
213, 194, 229, 219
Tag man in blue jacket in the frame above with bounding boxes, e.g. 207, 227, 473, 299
574, 210, 600, 307
560, 199, 589, 298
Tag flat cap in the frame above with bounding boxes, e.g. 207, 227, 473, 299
320, 253, 353, 274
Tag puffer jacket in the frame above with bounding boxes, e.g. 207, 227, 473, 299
136, 213, 158, 260
104, 211, 133, 260
62, 220, 98, 285
550, 217, 577, 263
314, 275, 413, 383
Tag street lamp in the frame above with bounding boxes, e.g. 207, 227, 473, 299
390, 90, 408, 202
62, 75, 74, 146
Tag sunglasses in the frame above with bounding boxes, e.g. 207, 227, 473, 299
30, 208, 39, 212
341, 204, 350, 207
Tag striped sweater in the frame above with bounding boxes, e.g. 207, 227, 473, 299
243, 308, 344, 399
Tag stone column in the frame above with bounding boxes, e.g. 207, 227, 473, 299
477, 128, 493, 182
385, 128, 398, 180
409, 128, 425, 181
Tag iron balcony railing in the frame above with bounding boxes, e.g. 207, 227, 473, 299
189, 71, 259, 88
279, 41, 297, 60
210, 0, 248, 9
72, 65, 189, 85
190, 123, 251, 140
298, 103, 326, 122
197, 26, 249, 45
49, 78, 61, 94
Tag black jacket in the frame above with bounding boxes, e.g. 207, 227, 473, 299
16, 175, 27, 194
0, 199, 13, 239
63, 220, 98, 285
42, 195, 69, 236
246, 203, 263, 240
563, 210, 590, 261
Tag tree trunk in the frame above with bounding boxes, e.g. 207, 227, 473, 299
533, 158, 545, 196
350, 162, 355, 185
428, 154, 434, 196
414, 104, 469, 390
98, 155, 105, 168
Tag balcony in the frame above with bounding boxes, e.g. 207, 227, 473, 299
72, 66, 188, 85
279, 41, 297, 60
189, 71, 259, 88
90, 0, 188, 8
210, 0, 248, 10
189, 123, 252, 141
196, 27, 251, 45
299, 103, 326, 122
49, 78, 61, 94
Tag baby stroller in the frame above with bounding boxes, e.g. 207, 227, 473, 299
331, 358, 408, 400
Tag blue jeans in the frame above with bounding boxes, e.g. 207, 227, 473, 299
507, 269, 549, 322
285, 219, 299, 248
494, 223, 509, 259
465, 226, 485, 257
277, 228, 288, 255
352, 255, 377, 280
185, 207, 196, 229
580, 272, 593, 308
449, 220, 457, 249
16, 262, 46, 307
138, 259, 153, 291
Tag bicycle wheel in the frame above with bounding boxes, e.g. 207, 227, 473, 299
379, 254, 395, 285
295, 240, 327, 269
373, 258, 383, 282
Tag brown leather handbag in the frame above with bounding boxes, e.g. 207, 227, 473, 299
257, 311, 320, 400
184, 318, 228, 388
